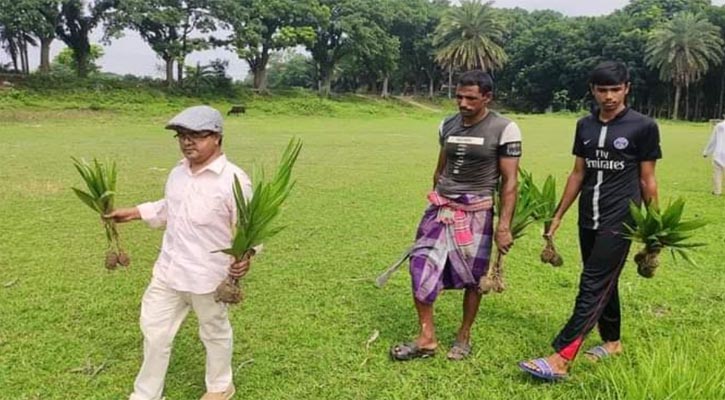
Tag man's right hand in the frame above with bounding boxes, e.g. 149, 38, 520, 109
104, 207, 141, 223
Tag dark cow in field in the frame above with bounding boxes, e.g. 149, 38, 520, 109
227, 105, 246, 116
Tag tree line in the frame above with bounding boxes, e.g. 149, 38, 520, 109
1, 0, 725, 120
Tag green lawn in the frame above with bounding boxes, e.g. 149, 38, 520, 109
1, 109, 724, 400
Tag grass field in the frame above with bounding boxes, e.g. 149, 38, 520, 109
1, 107, 724, 400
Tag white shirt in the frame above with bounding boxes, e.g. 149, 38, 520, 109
137, 154, 252, 294
704, 121, 725, 166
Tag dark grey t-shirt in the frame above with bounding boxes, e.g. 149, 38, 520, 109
436, 112, 522, 197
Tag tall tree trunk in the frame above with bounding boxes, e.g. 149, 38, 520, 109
18, 37, 28, 74
23, 38, 30, 74
7, 37, 19, 72
164, 57, 174, 86
322, 74, 332, 96
39, 36, 53, 73
73, 34, 91, 78
251, 49, 271, 92
381, 75, 389, 98
318, 63, 332, 96
252, 67, 269, 91
719, 71, 725, 118
673, 84, 681, 120
77, 51, 89, 77
447, 66, 452, 99
685, 83, 690, 121
178, 13, 191, 86
694, 86, 701, 121
429, 77, 434, 100
177, 56, 184, 84
10, 50, 19, 73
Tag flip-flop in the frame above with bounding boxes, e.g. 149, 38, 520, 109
446, 341, 472, 361
584, 345, 611, 361
518, 358, 568, 381
390, 342, 436, 361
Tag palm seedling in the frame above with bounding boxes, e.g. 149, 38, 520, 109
479, 175, 539, 294
522, 170, 563, 267
214, 138, 303, 304
71, 157, 129, 270
624, 199, 707, 278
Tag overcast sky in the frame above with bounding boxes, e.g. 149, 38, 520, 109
5, 0, 725, 80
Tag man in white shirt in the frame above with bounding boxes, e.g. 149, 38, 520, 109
704, 120, 725, 196
106, 105, 251, 400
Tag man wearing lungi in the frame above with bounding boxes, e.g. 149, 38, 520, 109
390, 70, 521, 361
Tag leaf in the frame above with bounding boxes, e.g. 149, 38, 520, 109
676, 219, 708, 232
72, 188, 101, 213
672, 248, 699, 267
213, 248, 238, 257
216, 138, 303, 258
661, 198, 684, 227
629, 201, 646, 229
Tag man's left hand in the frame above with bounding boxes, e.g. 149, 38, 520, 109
229, 257, 251, 278
495, 227, 514, 255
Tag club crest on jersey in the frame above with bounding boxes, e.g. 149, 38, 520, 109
613, 137, 629, 150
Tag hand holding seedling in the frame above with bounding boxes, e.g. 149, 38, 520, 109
213, 138, 303, 305
544, 216, 561, 238
228, 255, 251, 279
104, 207, 141, 223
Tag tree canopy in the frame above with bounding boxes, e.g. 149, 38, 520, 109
3, 0, 725, 120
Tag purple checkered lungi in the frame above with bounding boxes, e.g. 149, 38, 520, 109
409, 194, 494, 304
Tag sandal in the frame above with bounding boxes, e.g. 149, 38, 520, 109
584, 345, 612, 362
518, 358, 568, 381
446, 341, 472, 361
390, 342, 436, 361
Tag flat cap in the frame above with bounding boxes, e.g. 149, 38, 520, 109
165, 105, 224, 134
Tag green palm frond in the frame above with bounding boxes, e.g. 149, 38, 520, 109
520, 169, 557, 230
71, 157, 128, 268
71, 157, 117, 215
433, 0, 508, 71
505, 169, 541, 239
218, 138, 303, 259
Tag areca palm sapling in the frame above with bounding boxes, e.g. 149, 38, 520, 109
71, 157, 129, 270
624, 199, 707, 278
521, 170, 563, 266
214, 138, 303, 304
479, 176, 538, 294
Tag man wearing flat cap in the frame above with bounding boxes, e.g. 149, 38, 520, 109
107, 105, 251, 400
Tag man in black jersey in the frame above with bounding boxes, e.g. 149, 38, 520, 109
519, 61, 661, 380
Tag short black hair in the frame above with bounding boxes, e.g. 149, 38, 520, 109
458, 70, 494, 94
589, 61, 630, 86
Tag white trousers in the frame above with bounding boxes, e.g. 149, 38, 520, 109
714, 161, 724, 195
129, 277, 233, 400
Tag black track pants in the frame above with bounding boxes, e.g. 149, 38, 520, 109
552, 227, 632, 360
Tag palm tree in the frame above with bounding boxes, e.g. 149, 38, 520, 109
645, 12, 724, 120
433, 0, 507, 73
0, 26, 20, 72
0, 27, 36, 74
